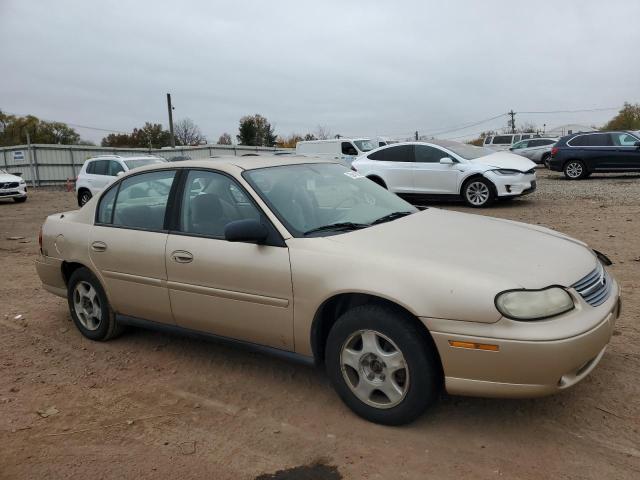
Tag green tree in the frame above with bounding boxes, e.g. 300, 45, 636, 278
237, 114, 277, 146
0, 111, 82, 146
603, 102, 640, 130
101, 122, 171, 148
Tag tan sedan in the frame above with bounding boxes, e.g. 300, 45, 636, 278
36, 157, 621, 425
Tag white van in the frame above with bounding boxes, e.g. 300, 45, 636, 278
295, 138, 377, 165
483, 133, 540, 151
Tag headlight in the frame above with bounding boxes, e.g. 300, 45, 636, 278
493, 169, 521, 175
495, 287, 574, 320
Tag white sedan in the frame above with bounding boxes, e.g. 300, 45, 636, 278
351, 140, 537, 207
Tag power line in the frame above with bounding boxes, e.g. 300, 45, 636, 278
418, 113, 508, 137
518, 106, 619, 114
3, 110, 133, 135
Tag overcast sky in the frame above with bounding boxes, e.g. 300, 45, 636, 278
2, 0, 639, 143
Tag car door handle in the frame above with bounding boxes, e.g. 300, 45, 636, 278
171, 250, 193, 263
91, 241, 107, 252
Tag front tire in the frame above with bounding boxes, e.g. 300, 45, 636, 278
67, 267, 123, 341
563, 160, 587, 180
13, 197, 27, 203
462, 177, 495, 208
325, 304, 441, 425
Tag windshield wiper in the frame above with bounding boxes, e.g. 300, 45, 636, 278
304, 222, 370, 236
371, 211, 414, 225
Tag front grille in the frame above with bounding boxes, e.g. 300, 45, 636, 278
572, 263, 612, 307
0, 182, 19, 189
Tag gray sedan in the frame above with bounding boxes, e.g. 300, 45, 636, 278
510, 138, 557, 165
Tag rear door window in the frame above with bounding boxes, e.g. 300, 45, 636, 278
568, 135, 590, 147
587, 133, 613, 147
90, 160, 109, 175
111, 170, 176, 231
368, 145, 414, 162
107, 160, 125, 176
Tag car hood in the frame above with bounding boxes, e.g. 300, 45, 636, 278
0, 173, 23, 182
470, 151, 536, 171
325, 208, 596, 290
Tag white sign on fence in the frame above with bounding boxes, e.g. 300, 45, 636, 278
13, 151, 25, 162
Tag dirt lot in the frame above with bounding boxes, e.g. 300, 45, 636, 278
1, 170, 639, 479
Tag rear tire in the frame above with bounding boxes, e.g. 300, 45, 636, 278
563, 160, 587, 180
13, 197, 27, 203
325, 304, 441, 425
462, 177, 495, 208
67, 267, 123, 341
78, 189, 92, 206
541, 153, 551, 168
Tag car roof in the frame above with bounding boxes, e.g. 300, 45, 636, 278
86, 155, 164, 161
125, 155, 338, 174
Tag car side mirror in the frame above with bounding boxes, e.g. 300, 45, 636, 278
635, 141, 640, 148
116, 171, 124, 176
439, 157, 454, 165
224, 219, 268, 243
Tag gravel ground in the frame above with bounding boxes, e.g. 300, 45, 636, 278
1, 169, 639, 479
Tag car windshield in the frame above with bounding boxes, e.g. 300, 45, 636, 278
244, 163, 417, 237
429, 140, 493, 159
124, 158, 166, 170
0, 169, 8, 175
353, 140, 377, 152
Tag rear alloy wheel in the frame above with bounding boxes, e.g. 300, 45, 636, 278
78, 190, 92, 206
541, 153, 551, 168
463, 178, 494, 208
564, 160, 586, 180
67, 267, 123, 341
326, 304, 440, 425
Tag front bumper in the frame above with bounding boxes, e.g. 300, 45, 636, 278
485, 172, 537, 198
0, 184, 27, 199
424, 278, 620, 398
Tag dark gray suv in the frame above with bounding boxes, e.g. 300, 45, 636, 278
548, 131, 640, 179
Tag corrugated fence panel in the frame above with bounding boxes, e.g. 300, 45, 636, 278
0, 144, 293, 185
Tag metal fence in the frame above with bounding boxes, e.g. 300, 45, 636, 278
0, 144, 293, 186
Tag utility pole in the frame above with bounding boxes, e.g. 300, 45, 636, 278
26, 131, 37, 188
508, 110, 516, 134
415, 131, 419, 141
166, 93, 176, 148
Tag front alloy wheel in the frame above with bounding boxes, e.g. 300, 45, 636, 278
463, 178, 494, 207
564, 160, 586, 180
325, 304, 441, 425
340, 329, 409, 409
79, 190, 92, 206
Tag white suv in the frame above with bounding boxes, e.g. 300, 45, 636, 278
76, 155, 166, 206
351, 140, 537, 207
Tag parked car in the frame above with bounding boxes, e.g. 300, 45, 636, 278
483, 133, 540, 151
75, 155, 166, 206
509, 137, 557, 165
0, 169, 27, 203
351, 140, 537, 207
167, 154, 192, 162
548, 131, 640, 179
295, 138, 378, 165
35, 156, 620, 425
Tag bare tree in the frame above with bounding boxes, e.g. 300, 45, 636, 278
174, 118, 206, 146
217, 133, 232, 145
315, 125, 332, 140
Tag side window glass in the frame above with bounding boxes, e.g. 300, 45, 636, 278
107, 161, 125, 176
368, 145, 413, 162
97, 185, 118, 224
569, 135, 589, 146
492, 135, 512, 145
341, 142, 358, 156
484, 136, 492, 145
415, 145, 446, 163
180, 170, 260, 238
113, 170, 175, 230
612, 133, 638, 146
86, 161, 96, 174
93, 160, 108, 175
588, 134, 613, 147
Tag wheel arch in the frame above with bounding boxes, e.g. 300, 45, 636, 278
310, 292, 441, 369
61, 261, 90, 286
460, 172, 495, 196
366, 175, 387, 189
